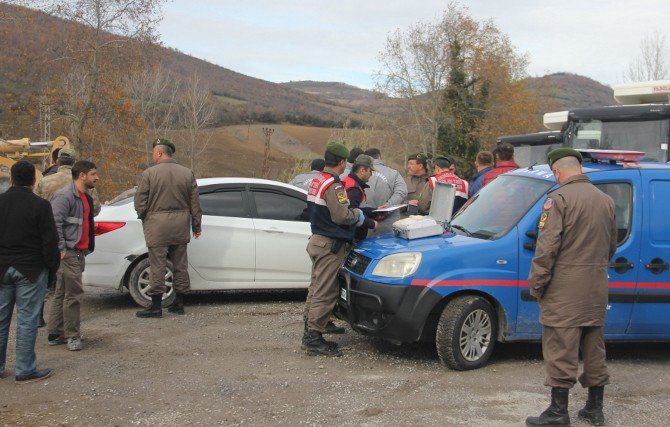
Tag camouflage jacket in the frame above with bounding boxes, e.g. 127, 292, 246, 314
35, 165, 101, 216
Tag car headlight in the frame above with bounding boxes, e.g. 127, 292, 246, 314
371, 252, 422, 278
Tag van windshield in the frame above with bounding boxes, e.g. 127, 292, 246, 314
450, 175, 554, 240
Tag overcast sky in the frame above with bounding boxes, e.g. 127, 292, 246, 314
159, 0, 670, 89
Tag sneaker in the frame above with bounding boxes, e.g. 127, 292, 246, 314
66, 337, 83, 351
47, 334, 66, 346
16, 368, 52, 384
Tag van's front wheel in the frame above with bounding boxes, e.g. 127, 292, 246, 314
436, 296, 497, 370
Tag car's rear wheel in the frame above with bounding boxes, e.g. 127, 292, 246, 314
128, 258, 176, 308
436, 296, 497, 370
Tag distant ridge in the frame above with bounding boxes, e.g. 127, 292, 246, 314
524, 72, 615, 111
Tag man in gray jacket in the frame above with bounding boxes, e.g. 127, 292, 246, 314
134, 139, 202, 318
363, 148, 408, 235
289, 158, 325, 191
47, 161, 98, 351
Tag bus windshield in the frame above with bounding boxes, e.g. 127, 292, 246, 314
570, 119, 669, 162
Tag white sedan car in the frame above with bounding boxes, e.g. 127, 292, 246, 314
84, 178, 312, 307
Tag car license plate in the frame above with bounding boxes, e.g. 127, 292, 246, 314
340, 288, 347, 301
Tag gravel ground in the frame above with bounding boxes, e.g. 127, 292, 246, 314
1, 287, 669, 426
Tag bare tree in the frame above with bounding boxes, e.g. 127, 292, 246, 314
26, 0, 165, 152
623, 30, 670, 82
125, 65, 180, 162
374, 2, 532, 157
177, 74, 215, 176
376, 21, 450, 156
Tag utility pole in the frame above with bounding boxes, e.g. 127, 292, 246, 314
39, 103, 52, 141
261, 127, 274, 179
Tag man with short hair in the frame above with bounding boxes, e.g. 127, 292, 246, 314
42, 148, 61, 176
342, 154, 378, 242
526, 148, 617, 427
134, 139, 202, 318
47, 160, 98, 351
469, 150, 494, 196
0, 161, 59, 384
482, 142, 519, 187
289, 158, 325, 191
405, 153, 431, 215
417, 156, 469, 215
363, 148, 407, 234
302, 142, 369, 356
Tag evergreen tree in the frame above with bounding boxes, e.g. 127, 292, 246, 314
438, 40, 488, 177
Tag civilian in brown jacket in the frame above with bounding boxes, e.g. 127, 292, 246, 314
526, 149, 617, 427
134, 139, 202, 318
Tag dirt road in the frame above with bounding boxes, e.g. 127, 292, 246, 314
1, 288, 669, 426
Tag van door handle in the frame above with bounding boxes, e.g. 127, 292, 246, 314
609, 257, 634, 274
644, 258, 669, 275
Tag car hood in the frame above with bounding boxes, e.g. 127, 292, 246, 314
354, 231, 487, 260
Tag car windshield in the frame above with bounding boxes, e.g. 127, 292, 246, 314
450, 175, 554, 240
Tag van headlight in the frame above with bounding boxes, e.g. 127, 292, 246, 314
371, 252, 422, 278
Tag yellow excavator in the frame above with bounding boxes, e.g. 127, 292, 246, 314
0, 135, 71, 192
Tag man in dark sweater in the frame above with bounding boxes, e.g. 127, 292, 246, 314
0, 161, 60, 384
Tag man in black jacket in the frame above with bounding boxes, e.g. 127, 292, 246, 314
0, 161, 60, 384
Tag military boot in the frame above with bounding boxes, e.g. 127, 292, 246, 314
301, 331, 341, 356
578, 386, 605, 426
325, 320, 346, 334
526, 387, 570, 426
168, 293, 185, 315
136, 294, 163, 318
303, 320, 338, 348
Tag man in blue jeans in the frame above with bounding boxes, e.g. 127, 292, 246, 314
0, 161, 60, 384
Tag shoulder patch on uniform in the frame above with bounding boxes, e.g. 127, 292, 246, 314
542, 198, 554, 210
336, 190, 348, 204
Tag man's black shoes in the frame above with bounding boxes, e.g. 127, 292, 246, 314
136, 294, 163, 318
16, 368, 52, 385
301, 331, 342, 356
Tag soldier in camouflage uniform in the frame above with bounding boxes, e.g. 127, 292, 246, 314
35, 148, 101, 216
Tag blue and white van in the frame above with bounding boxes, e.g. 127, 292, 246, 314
336, 155, 670, 370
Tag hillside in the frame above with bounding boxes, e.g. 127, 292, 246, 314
0, 3, 368, 137
282, 81, 398, 114
525, 72, 615, 111
287, 74, 617, 118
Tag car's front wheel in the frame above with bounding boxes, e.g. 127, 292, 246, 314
127, 257, 176, 308
435, 296, 497, 370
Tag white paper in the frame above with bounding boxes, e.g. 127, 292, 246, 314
372, 204, 408, 213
